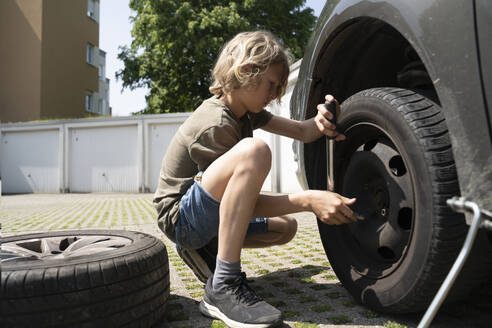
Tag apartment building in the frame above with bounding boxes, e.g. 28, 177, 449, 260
0, 0, 110, 123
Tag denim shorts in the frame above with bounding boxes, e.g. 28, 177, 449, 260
176, 177, 268, 249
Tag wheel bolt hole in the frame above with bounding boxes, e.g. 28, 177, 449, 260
59, 238, 69, 251
363, 139, 378, 151
378, 246, 396, 260
389, 155, 407, 176
398, 207, 413, 230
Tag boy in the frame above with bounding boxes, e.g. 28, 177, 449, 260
154, 31, 357, 328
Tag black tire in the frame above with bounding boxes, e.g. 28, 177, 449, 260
311, 88, 491, 313
1, 230, 170, 327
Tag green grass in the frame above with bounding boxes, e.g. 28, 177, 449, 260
310, 269, 327, 275
309, 284, 328, 290
311, 304, 332, 312
329, 314, 352, 324
384, 321, 407, 328
293, 322, 319, 328
211, 320, 228, 328
258, 292, 274, 298
360, 310, 380, 318
298, 296, 317, 303
342, 300, 357, 308
184, 284, 202, 290
299, 277, 315, 284
269, 300, 287, 307
283, 310, 300, 318
284, 288, 303, 295
323, 274, 338, 280
189, 291, 204, 298
325, 292, 341, 299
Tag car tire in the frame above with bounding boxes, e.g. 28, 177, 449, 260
311, 87, 492, 313
1, 229, 169, 327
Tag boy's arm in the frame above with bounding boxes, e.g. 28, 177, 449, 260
261, 115, 320, 143
261, 95, 345, 143
252, 191, 358, 225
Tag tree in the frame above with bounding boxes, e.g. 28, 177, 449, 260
117, 0, 316, 114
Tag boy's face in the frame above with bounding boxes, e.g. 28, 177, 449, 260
238, 63, 284, 113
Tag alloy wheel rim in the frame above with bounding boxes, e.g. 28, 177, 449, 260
1, 234, 132, 263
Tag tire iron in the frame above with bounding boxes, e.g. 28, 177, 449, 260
325, 101, 337, 192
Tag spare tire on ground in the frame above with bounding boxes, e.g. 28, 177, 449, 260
1, 229, 169, 327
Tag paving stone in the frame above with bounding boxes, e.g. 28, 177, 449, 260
1, 193, 489, 328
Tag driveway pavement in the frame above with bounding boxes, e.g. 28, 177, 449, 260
1, 193, 490, 327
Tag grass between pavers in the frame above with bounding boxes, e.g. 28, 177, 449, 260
161, 228, 391, 328
3, 194, 410, 328
2, 196, 161, 233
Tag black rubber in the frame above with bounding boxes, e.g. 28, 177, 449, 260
311, 88, 492, 313
1, 230, 170, 327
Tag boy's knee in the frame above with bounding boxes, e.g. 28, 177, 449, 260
274, 216, 297, 245
237, 137, 272, 172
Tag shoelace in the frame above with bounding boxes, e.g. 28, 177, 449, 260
228, 273, 262, 306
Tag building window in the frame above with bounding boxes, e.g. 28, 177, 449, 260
87, 0, 99, 22
85, 92, 94, 112
86, 44, 94, 65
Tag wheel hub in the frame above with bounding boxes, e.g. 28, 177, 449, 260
340, 127, 415, 278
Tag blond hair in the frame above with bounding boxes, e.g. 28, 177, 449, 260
210, 31, 292, 103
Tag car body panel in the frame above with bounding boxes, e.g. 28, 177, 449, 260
291, 0, 492, 214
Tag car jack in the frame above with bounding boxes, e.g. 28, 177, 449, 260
418, 197, 492, 328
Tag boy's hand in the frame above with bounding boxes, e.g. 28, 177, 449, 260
315, 95, 346, 141
308, 190, 357, 225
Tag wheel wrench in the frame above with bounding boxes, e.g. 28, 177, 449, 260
325, 101, 337, 192
324, 101, 363, 221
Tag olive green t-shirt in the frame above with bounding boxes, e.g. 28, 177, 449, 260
153, 96, 273, 241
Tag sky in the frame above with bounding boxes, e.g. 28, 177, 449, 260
99, 0, 325, 116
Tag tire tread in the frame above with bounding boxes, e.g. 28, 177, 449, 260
335, 87, 492, 313
0, 230, 169, 328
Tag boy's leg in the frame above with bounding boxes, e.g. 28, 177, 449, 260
243, 215, 297, 248
199, 137, 283, 326
201, 137, 272, 263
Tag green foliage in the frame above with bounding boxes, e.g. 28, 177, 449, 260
384, 322, 407, 328
117, 0, 316, 114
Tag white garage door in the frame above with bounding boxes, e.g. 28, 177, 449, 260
148, 123, 181, 192
69, 125, 138, 192
1, 129, 60, 193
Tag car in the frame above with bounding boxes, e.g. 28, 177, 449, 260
291, 0, 492, 313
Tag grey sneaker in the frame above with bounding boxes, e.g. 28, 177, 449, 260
176, 237, 217, 283
199, 275, 282, 328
